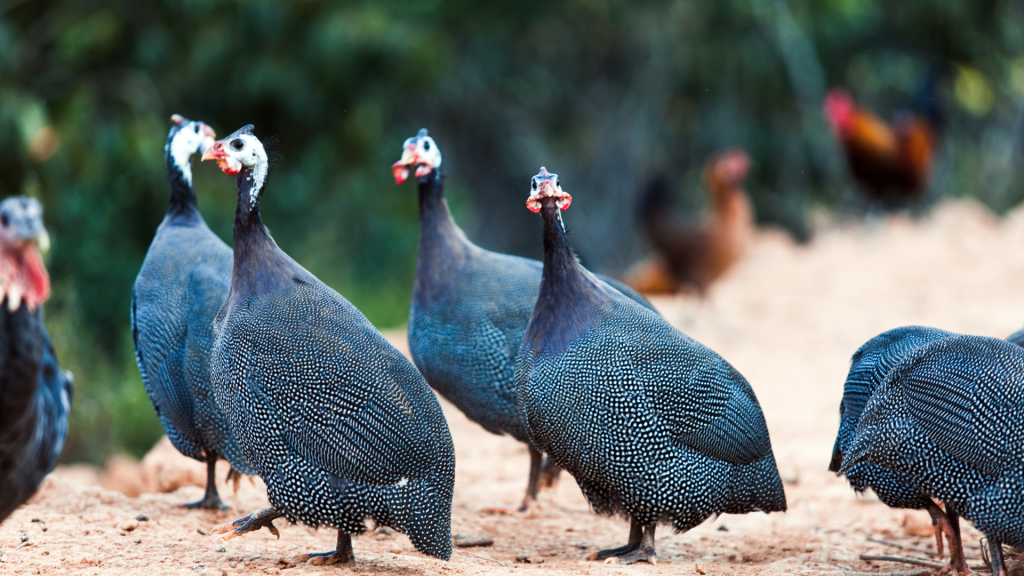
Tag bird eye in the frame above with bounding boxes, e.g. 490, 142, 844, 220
532, 180, 537, 191
193, 124, 201, 134
231, 139, 244, 151
423, 140, 431, 151
556, 177, 560, 187
1, 213, 9, 227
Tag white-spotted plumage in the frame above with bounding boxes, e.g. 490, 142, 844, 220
841, 335, 1024, 554
207, 126, 455, 560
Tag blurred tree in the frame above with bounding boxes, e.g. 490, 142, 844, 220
0, 0, 1020, 462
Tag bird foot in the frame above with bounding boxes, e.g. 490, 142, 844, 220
481, 498, 539, 518
588, 545, 656, 565
210, 506, 283, 540
289, 549, 354, 566
181, 494, 229, 511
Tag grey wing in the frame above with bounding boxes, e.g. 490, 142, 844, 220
618, 320, 770, 465
131, 287, 203, 461
260, 319, 435, 485
898, 336, 1024, 477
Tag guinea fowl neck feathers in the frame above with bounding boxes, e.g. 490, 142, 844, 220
529, 198, 611, 355
165, 131, 201, 223
229, 163, 293, 299
414, 169, 472, 309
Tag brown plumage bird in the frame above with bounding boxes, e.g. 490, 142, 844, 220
823, 88, 939, 208
625, 148, 753, 296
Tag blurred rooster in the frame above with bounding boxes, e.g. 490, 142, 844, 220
824, 71, 945, 209
625, 148, 752, 296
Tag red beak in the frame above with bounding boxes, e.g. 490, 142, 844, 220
201, 140, 242, 176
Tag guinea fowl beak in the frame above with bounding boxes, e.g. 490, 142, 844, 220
199, 123, 217, 155
35, 229, 50, 254
201, 140, 242, 176
526, 172, 572, 213
391, 145, 433, 184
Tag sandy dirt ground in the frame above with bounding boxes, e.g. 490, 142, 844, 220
3, 201, 1024, 576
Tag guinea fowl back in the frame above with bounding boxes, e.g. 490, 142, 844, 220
830, 325, 954, 508
842, 335, 1024, 550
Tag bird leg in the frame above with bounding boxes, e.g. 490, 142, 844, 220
987, 538, 1006, 576
481, 444, 544, 516
925, 500, 948, 558
927, 502, 973, 575
538, 453, 562, 492
941, 507, 972, 575
226, 467, 242, 495
182, 456, 229, 510
290, 531, 354, 566
210, 506, 283, 540
588, 521, 658, 565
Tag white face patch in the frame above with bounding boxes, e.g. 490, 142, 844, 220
222, 134, 269, 208
166, 121, 208, 186
415, 134, 442, 171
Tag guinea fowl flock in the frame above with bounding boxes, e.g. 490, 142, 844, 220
0, 109, 1020, 576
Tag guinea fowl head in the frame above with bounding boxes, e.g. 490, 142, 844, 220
526, 167, 572, 213
201, 124, 268, 210
391, 128, 442, 185
0, 197, 50, 313
166, 114, 216, 186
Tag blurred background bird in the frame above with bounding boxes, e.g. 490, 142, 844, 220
625, 149, 752, 296
823, 67, 949, 211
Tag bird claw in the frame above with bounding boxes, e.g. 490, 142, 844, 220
210, 507, 282, 541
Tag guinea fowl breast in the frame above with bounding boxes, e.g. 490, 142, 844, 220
131, 115, 255, 510
0, 196, 71, 525
517, 168, 784, 565
203, 126, 454, 564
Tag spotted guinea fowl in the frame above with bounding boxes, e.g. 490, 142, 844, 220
829, 326, 974, 573
515, 168, 786, 564
0, 196, 72, 525
390, 129, 654, 514
202, 125, 454, 564
131, 115, 256, 510
840, 334, 1024, 576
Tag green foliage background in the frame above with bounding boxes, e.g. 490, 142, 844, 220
1, 0, 1022, 463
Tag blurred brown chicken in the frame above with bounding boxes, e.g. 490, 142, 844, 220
624, 148, 753, 296
823, 82, 941, 209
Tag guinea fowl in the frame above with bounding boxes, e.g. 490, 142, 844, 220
390, 129, 654, 514
131, 115, 256, 510
829, 326, 973, 573
202, 125, 455, 564
515, 168, 786, 564
0, 196, 72, 525
840, 334, 1024, 576
624, 148, 752, 296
